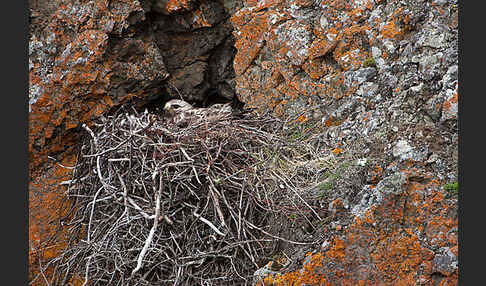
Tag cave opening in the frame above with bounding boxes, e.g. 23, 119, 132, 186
137, 1, 243, 114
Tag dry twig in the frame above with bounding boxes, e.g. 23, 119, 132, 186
50, 107, 329, 285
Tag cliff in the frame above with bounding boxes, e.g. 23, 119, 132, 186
29, 0, 458, 285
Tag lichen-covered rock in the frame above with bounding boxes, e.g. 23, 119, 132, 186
260, 171, 457, 285
29, 0, 458, 284
231, 0, 458, 119
231, 0, 458, 284
432, 247, 458, 277
29, 0, 170, 173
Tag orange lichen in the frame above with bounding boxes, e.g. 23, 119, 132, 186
332, 148, 343, 155
29, 155, 77, 284
370, 165, 383, 184
303, 58, 329, 80
297, 114, 309, 123
362, 111, 371, 122
231, 11, 269, 76
256, 0, 284, 10
442, 92, 458, 111
308, 38, 338, 59
166, 0, 194, 13
325, 24, 371, 71
260, 171, 457, 285
324, 116, 343, 127
381, 21, 401, 39
192, 3, 212, 28
268, 252, 328, 285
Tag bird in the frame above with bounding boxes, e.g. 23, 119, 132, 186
163, 99, 193, 117
163, 99, 234, 127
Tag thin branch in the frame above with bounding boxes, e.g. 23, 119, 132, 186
131, 172, 163, 275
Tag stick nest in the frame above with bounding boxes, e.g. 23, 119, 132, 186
53, 107, 329, 285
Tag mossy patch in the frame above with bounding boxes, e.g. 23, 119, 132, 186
444, 181, 458, 198
319, 181, 334, 191
317, 160, 352, 197
362, 56, 376, 68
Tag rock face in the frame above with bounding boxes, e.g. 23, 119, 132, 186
28, 0, 239, 282
29, 0, 239, 173
231, 0, 458, 284
29, 0, 458, 285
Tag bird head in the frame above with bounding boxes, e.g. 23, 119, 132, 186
163, 99, 192, 115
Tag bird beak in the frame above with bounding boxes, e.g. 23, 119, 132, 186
163, 103, 170, 111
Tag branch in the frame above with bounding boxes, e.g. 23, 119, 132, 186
131, 172, 163, 275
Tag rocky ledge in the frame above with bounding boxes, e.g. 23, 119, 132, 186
29, 0, 458, 285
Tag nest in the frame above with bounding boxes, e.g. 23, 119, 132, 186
50, 106, 330, 285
